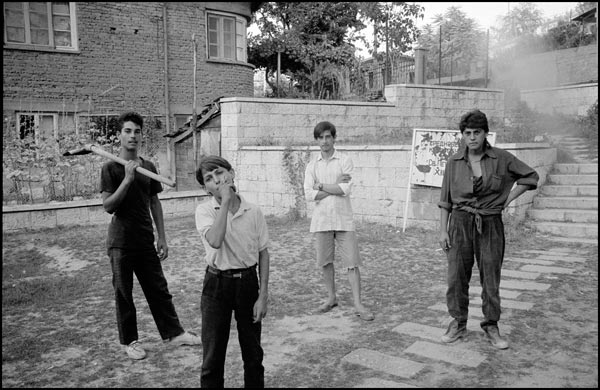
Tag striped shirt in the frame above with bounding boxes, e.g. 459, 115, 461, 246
303, 150, 355, 233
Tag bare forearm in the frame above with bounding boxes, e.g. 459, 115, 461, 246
150, 198, 166, 240
505, 184, 531, 208
102, 180, 132, 214
205, 199, 230, 248
440, 208, 450, 233
258, 249, 269, 298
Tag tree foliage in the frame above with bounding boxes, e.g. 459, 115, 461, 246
248, 2, 423, 99
416, 6, 486, 81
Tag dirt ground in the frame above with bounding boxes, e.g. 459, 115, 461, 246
2, 215, 598, 388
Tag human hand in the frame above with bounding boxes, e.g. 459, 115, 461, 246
218, 177, 235, 202
337, 174, 351, 184
253, 295, 268, 323
124, 160, 138, 183
439, 231, 451, 252
157, 237, 169, 261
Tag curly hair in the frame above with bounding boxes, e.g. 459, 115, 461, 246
118, 111, 144, 130
459, 109, 489, 133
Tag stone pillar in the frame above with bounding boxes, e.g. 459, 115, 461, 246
414, 47, 429, 85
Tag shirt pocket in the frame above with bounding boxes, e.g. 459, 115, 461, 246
489, 174, 503, 192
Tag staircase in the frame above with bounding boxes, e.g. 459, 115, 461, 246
550, 134, 599, 164
527, 163, 598, 242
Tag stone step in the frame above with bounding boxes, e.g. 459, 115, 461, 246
540, 185, 597, 197
547, 174, 598, 185
533, 196, 598, 210
404, 340, 487, 368
530, 221, 598, 239
553, 164, 598, 174
527, 208, 598, 223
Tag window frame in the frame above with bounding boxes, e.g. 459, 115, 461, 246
3, 2, 79, 52
205, 10, 247, 63
16, 112, 59, 144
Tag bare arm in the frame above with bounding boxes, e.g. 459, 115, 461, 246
312, 173, 352, 200
439, 208, 451, 252
102, 160, 137, 214
204, 181, 235, 248
253, 248, 270, 323
150, 194, 168, 261
504, 184, 533, 208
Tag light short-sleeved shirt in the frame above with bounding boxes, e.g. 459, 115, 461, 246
195, 195, 269, 270
303, 150, 355, 233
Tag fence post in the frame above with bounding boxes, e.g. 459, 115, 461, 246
414, 47, 428, 85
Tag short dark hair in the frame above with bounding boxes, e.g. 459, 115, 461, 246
459, 109, 489, 133
118, 111, 144, 131
196, 155, 233, 186
313, 121, 336, 139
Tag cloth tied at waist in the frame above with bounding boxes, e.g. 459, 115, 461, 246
455, 205, 502, 234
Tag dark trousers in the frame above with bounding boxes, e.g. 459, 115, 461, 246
201, 267, 264, 388
445, 210, 505, 328
108, 248, 184, 345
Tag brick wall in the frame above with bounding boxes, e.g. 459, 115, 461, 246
2, 2, 254, 121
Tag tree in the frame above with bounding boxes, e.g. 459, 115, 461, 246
248, 2, 423, 99
416, 6, 486, 82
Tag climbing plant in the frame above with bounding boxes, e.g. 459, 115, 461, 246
281, 145, 312, 220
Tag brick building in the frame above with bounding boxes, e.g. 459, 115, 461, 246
3, 2, 260, 190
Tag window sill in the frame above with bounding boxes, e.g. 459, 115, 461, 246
206, 58, 254, 69
3, 43, 80, 54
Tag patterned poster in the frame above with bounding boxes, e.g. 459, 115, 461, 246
410, 129, 496, 187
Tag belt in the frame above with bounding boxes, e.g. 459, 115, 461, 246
206, 264, 256, 279
455, 206, 501, 234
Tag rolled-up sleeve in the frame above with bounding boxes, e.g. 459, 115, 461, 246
338, 155, 353, 196
303, 160, 318, 202
510, 156, 539, 190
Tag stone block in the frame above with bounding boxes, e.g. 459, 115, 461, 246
342, 348, 425, 379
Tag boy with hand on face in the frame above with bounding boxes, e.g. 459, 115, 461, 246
195, 155, 270, 388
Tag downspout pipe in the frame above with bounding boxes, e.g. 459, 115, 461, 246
163, 3, 175, 187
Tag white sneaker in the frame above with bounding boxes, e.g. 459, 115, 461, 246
168, 331, 201, 346
125, 340, 147, 360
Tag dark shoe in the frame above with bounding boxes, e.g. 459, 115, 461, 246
441, 319, 467, 343
317, 301, 338, 313
483, 325, 509, 349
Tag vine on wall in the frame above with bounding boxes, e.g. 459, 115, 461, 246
281, 146, 312, 220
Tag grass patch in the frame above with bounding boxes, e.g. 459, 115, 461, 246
2, 275, 91, 307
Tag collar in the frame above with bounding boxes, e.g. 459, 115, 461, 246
210, 194, 251, 215
316, 149, 340, 161
452, 142, 497, 161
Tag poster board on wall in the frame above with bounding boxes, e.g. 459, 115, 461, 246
410, 129, 497, 188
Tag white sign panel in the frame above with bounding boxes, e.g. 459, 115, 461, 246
410, 129, 496, 188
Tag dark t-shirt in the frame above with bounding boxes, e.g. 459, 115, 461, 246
100, 158, 163, 251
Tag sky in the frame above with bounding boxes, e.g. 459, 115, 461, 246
360, 2, 580, 57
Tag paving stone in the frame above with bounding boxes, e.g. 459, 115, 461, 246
342, 348, 425, 379
502, 269, 541, 280
534, 254, 588, 262
470, 285, 522, 299
519, 264, 575, 274
393, 321, 513, 343
404, 340, 487, 368
548, 247, 573, 253
523, 250, 588, 261
353, 377, 419, 388
505, 257, 555, 266
470, 296, 534, 310
500, 279, 551, 291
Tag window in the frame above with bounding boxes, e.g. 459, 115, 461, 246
4, 2, 78, 51
17, 113, 58, 143
206, 12, 247, 62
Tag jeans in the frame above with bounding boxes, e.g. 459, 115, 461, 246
201, 267, 264, 388
445, 210, 505, 328
108, 248, 184, 345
